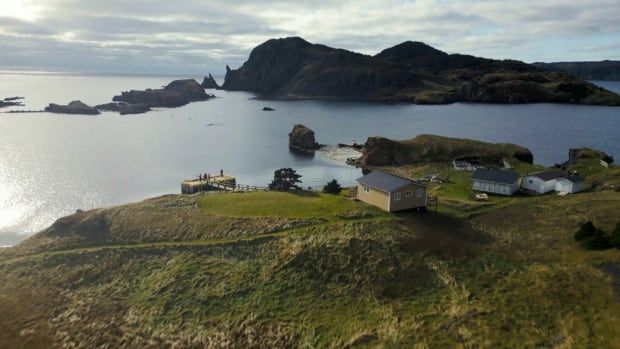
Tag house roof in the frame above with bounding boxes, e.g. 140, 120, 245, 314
357, 171, 416, 192
558, 175, 584, 183
471, 168, 520, 184
525, 170, 565, 181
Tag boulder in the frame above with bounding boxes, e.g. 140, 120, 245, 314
45, 100, 100, 115
201, 73, 220, 89
113, 79, 210, 108
262, 107, 275, 111
289, 124, 320, 151
95, 102, 151, 115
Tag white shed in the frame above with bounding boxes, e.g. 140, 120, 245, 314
555, 176, 585, 194
471, 168, 521, 196
521, 171, 564, 195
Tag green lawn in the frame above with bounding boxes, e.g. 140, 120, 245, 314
198, 191, 383, 219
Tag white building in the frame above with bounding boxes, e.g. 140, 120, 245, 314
555, 176, 585, 194
471, 168, 521, 196
521, 171, 565, 194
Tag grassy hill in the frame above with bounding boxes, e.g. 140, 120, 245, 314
360, 134, 534, 167
1, 178, 620, 347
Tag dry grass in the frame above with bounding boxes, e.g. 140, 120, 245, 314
0, 189, 619, 348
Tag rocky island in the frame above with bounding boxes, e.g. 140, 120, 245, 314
95, 102, 151, 115
113, 79, 213, 108
222, 37, 620, 106
0, 96, 25, 108
44, 100, 100, 115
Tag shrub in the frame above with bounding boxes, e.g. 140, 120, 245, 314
574, 221, 597, 241
582, 233, 611, 250
323, 179, 342, 195
574, 221, 611, 250
610, 223, 620, 249
268, 168, 302, 191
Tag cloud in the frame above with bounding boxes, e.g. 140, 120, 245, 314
0, 0, 619, 74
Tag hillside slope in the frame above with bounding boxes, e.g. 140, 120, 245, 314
1, 188, 619, 348
222, 37, 620, 105
534, 61, 620, 81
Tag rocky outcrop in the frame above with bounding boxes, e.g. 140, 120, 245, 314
201, 73, 220, 89
95, 102, 151, 115
113, 79, 211, 108
0, 97, 24, 108
289, 124, 320, 151
569, 148, 614, 164
45, 101, 100, 115
222, 37, 620, 106
361, 134, 533, 166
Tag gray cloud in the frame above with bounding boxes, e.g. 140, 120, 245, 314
0, 0, 619, 75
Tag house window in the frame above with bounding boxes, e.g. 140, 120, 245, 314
394, 192, 401, 201
416, 189, 424, 197
363, 186, 370, 193
405, 191, 412, 197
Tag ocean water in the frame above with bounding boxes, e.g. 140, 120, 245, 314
1, 72, 619, 245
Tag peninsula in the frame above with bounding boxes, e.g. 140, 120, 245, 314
222, 37, 620, 105
1, 134, 619, 347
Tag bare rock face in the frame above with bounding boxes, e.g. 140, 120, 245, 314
362, 137, 400, 166
113, 79, 210, 108
201, 73, 220, 89
289, 124, 320, 151
95, 102, 151, 115
45, 100, 100, 115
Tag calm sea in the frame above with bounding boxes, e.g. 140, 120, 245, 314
1, 72, 619, 245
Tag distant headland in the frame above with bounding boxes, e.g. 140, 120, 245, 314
221, 37, 620, 106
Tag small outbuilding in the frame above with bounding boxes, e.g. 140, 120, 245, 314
554, 176, 585, 194
356, 171, 427, 212
521, 170, 565, 194
471, 168, 521, 196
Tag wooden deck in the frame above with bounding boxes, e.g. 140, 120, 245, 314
181, 174, 268, 194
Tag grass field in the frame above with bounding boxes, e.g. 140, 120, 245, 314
0, 173, 619, 347
198, 191, 382, 220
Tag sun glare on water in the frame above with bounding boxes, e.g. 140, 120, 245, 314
0, 0, 42, 22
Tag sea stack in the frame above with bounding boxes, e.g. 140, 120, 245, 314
289, 124, 320, 151
201, 73, 220, 89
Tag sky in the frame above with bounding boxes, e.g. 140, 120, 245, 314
0, 0, 619, 75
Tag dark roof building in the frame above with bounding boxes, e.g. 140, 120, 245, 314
562, 175, 585, 183
356, 171, 427, 212
357, 171, 417, 192
471, 168, 520, 184
525, 170, 565, 181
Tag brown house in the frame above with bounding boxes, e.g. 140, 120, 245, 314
356, 171, 427, 212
